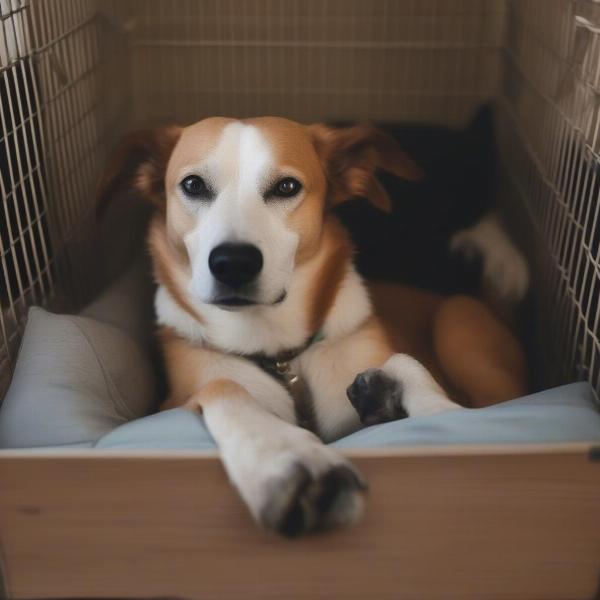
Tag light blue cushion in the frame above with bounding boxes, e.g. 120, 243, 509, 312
1, 442, 95, 452
96, 408, 215, 450
0, 307, 155, 448
333, 382, 599, 448
0, 258, 157, 449
94, 382, 599, 451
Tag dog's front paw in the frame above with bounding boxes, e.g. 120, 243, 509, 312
221, 420, 367, 538
259, 457, 366, 537
346, 368, 407, 425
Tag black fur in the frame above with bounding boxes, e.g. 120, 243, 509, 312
332, 105, 496, 296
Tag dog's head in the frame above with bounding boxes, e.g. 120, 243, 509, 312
97, 117, 421, 309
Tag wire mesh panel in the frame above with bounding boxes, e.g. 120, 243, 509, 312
104, 0, 505, 128
498, 0, 600, 394
1, 0, 54, 396
29, 0, 130, 303
0, 0, 129, 397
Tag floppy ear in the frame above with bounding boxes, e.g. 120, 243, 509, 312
96, 126, 182, 217
307, 123, 423, 212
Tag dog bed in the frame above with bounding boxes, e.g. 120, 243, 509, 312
1, 259, 598, 451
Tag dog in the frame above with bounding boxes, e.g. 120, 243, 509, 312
97, 117, 527, 537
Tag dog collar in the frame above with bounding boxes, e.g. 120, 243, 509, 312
245, 330, 324, 432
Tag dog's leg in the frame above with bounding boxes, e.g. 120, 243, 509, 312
347, 354, 461, 426
302, 318, 460, 437
432, 295, 528, 407
195, 378, 366, 537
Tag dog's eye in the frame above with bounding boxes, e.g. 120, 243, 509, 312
181, 175, 209, 198
269, 177, 303, 199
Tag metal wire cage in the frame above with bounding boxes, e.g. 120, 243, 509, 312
0, 0, 598, 399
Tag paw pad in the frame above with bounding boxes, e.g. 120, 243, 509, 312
347, 368, 407, 425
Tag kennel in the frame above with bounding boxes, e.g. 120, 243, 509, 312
1, 0, 600, 598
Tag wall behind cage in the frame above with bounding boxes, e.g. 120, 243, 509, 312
103, 0, 505, 128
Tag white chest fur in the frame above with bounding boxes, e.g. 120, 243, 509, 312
155, 260, 373, 356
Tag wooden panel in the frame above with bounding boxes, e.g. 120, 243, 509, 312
0, 447, 599, 600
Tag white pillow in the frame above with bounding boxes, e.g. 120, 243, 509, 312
0, 307, 155, 448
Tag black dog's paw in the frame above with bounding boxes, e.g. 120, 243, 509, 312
346, 369, 407, 426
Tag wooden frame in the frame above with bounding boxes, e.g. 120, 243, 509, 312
1, 444, 599, 599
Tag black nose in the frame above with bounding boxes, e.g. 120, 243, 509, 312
208, 243, 263, 288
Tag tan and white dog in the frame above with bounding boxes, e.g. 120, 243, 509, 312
98, 117, 527, 537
